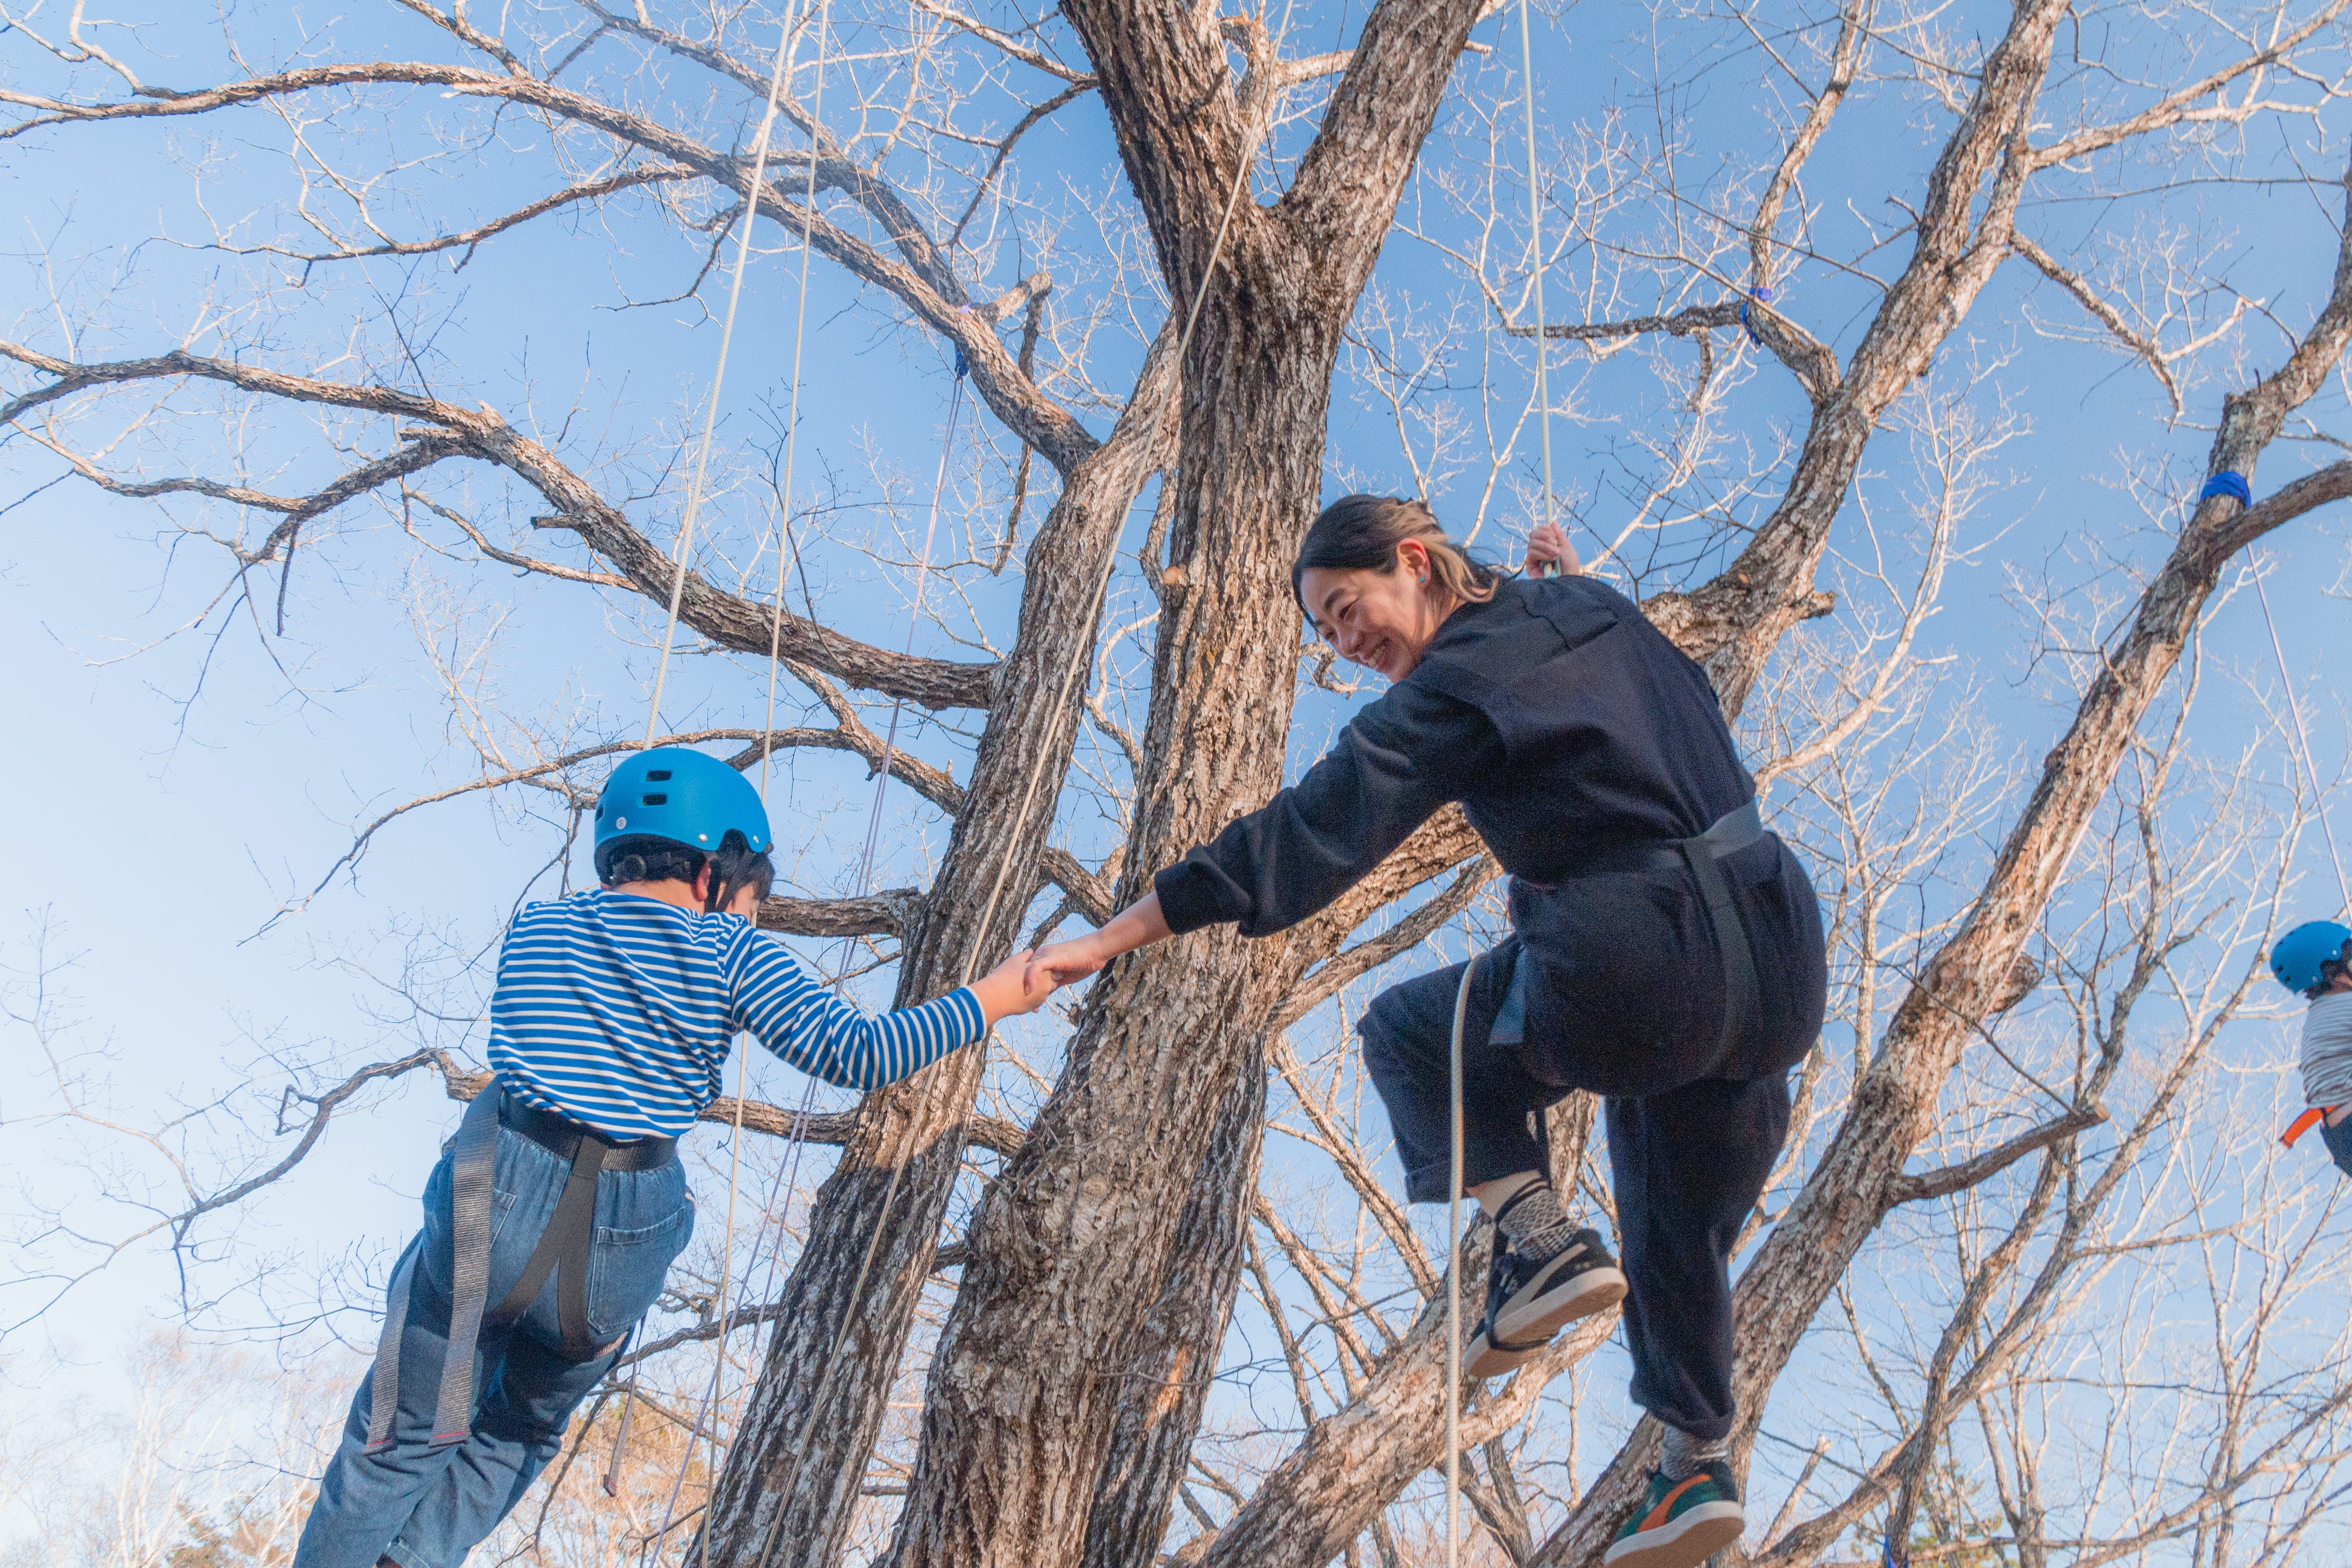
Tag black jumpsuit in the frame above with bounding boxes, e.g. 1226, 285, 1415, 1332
1154, 574, 1827, 1440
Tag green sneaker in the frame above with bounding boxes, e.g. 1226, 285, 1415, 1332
1602, 1463, 1743, 1568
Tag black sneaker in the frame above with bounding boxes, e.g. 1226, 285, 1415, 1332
1602, 1462, 1743, 1568
1462, 1226, 1627, 1377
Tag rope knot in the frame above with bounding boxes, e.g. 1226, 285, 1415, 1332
1738, 286, 1772, 346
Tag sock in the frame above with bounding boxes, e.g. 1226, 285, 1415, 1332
1490, 1178, 1580, 1262
1660, 1425, 1730, 1481
1475, 1170, 1543, 1219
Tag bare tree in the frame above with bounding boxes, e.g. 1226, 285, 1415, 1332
7, 1, 2352, 1566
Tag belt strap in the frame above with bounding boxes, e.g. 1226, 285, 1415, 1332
362, 1080, 643, 1455
495, 1128, 614, 1361
365, 1080, 502, 1454
1677, 801, 1766, 1067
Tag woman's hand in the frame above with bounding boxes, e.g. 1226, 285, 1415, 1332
1522, 521, 1581, 579
1024, 892, 1176, 993
1026, 931, 1113, 993
969, 949, 1057, 1024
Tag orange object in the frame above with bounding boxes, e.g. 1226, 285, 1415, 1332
2283, 1107, 2334, 1147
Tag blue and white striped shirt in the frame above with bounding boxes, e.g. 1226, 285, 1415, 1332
486, 890, 985, 1140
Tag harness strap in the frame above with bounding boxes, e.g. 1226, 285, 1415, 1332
362, 1081, 640, 1455
2283, 1106, 2335, 1147
363, 1240, 422, 1454
434, 1081, 505, 1442
364, 1083, 502, 1454
495, 1130, 616, 1361
1678, 800, 1766, 1066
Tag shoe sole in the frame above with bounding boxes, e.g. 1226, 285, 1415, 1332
1462, 1261, 1628, 1379
1601, 1500, 1744, 1568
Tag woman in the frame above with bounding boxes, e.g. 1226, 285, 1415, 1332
1029, 495, 1827, 1568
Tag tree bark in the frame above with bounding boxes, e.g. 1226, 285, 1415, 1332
1523, 162, 2352, 1568
880, 4, 1491, 1563
1078, 1049, 1267, 1568
696, 329, 1181, 1568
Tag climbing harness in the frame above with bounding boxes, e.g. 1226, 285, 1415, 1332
1585, 799, 1767, 1063
364, 1083, 680, 1454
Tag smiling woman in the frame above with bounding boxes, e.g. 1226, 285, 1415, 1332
1029, 488, 1831, 1568
1292, 495, 1501, 681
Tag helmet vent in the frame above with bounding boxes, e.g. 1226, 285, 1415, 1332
642, 793, 669, 805
646, 770, 674, 781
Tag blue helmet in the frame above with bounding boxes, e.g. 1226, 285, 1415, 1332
595, 747, 771, 858
2271, 920, 2351, 994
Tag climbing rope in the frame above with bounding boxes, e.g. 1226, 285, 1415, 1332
621, 2, 830, 1560
738, 78, 1285, 1568
640, 0, 808, 749
2245, 531, 2352, 916
1517, 0, 1556, 564
1444, 957, 1478, 1568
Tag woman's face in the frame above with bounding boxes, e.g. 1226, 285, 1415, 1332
1297, 540, 1450, 683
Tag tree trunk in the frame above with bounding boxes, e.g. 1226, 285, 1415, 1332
880, 4, 1493, 1560
697, 331, 1180, 1568
1524, 163, 2352, 1568
1079, 1048, 1267, 1568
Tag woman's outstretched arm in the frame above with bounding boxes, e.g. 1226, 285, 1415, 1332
1027, 893, 1173, 991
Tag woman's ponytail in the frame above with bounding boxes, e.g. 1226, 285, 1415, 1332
1291, 495, 1502, 612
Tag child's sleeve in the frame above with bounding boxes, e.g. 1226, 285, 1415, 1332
719, 923, 985, 1088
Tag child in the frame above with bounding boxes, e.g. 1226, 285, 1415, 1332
293, 747, 1052, 1568
2275, 919, 2352, 1175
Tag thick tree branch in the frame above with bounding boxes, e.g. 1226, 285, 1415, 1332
0, 339, 997, 707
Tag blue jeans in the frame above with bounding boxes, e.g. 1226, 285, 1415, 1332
2324, 1114, 2352, 1180
295, 1127, 694, 1568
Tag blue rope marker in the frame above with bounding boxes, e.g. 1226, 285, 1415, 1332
955, 346, 970, 379
2201, 469, 2252, 507
1738, 285, 1773, 347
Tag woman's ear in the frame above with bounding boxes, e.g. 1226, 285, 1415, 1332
1395, 537, 1432, 585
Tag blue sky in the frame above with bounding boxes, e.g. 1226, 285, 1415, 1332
5, 0, 2352, 1543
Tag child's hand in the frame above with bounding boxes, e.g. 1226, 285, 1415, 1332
1026, 932, 1111, 994
970, 949, 1058, 1024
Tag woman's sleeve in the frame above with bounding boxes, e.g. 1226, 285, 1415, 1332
1152, 684, 1494, 938
720, 925, 986, 1087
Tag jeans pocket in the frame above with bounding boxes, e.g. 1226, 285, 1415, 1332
585, 1201, 694, 1344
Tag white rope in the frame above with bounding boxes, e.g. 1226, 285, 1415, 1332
2252, 561, 2352, 915
1445, 958, 1475, 1568
1443, 972, 1472, 1567
1517, 0, 1556, 566
627, 5, 826, 1561
640, 0, 805, 747
744, 85, 1282, 1568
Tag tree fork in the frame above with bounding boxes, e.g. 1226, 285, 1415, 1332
1524, 158, 2352, 1568
880, 2, 1494, 1561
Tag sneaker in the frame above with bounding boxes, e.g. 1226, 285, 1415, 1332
1462, 1226, 1627, 1378
1602, 1463, 1744, 1568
